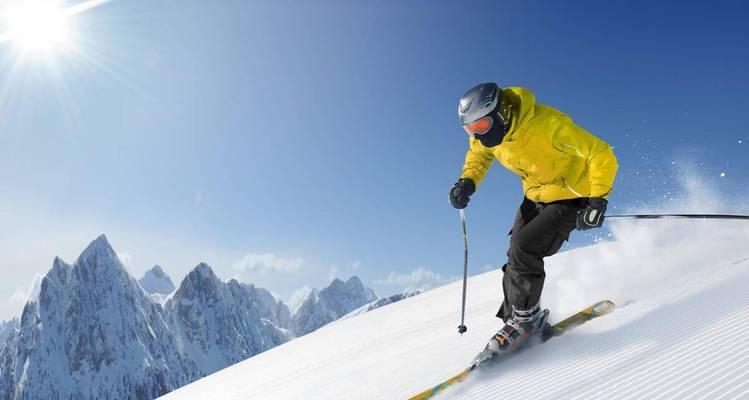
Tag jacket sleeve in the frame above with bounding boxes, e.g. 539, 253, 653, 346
460, 138, 495, 187
552, 117, 619, 198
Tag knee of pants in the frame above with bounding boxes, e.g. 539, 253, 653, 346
506, 246, 544, 275
508, 233, 543, 257
512, 229, 547, 255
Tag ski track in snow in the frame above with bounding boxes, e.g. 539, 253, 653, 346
444, 263, 749, 400
161, 218, 749, 400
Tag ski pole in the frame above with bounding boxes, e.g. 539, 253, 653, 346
606, 213, 749, 220
458, 209, 469, 335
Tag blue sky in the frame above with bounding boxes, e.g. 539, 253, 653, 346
1, 0, 747, 319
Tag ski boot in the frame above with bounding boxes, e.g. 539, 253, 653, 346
487, 304, 549, 353
471, 304, 550, 368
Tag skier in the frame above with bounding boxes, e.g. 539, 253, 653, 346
449, 83, 618, 354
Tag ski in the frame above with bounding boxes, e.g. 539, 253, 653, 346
406, 300, 615, 400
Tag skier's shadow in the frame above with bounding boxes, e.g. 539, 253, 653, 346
463, 266, 749, 399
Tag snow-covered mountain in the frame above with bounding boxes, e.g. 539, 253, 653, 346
242, 283, 292, 330
0, 235, 197, 399
291, 276, 377, 336
0, 235, 388, 399
165, 263, 290, 376
0, 318, 19, 348
341, 290, 421, 320
159, 217, 749, 400
0, 236, 293, 399
139, 265, 176, 295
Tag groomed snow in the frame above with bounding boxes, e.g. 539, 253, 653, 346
160, 208, 749, 400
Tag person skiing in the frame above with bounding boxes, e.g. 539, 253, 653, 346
449, 83, 618, 353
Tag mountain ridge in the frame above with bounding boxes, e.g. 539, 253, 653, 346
0, 235, 399, 400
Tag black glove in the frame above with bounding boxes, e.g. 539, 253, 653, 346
577, 197, 608, 230
449, 178, 476, 209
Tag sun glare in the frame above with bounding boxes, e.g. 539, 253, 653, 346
0, 0, 112, 118
4, 1, 72, 54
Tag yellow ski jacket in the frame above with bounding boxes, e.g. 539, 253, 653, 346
460, 87, 618, 203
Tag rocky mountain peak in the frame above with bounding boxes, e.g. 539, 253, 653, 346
76, 234, 117, 264
73, 235, 130, 284
344, 276, 365, 290
0, 235, 195, 399
173, 263, 222, 303
292, 276, 377, 336
139, 265, 176, 295
0, 236, 397, 399
320, 276, 376, 304
150, 265, 167, 277
347, 276, 362, 284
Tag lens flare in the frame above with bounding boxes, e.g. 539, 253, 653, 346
4, 1, 72, 55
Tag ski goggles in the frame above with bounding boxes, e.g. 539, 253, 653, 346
462, 116, 493, 136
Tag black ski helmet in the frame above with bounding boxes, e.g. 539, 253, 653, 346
458, 82, 510, 147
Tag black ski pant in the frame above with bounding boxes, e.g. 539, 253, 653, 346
497, 197, 584, 321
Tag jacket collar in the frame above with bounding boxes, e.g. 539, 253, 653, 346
502, 87, 536, 141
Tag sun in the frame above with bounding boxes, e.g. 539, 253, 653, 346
0, 0, 113, 119
3, 0, 72, 55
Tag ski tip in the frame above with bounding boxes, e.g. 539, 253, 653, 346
592, 300, 615, 315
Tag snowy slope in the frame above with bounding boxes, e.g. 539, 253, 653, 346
161, 217, 749, 400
